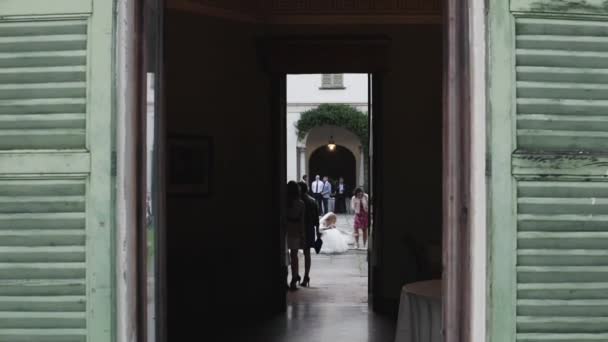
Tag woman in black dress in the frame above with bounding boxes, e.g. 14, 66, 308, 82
298, 182, 320, 287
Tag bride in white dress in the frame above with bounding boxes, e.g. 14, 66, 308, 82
319, 212, 350, 254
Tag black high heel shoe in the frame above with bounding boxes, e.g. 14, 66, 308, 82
289, 275, 301, 291
301, 276, 310, 287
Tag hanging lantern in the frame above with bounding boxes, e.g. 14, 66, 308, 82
327, 136, 336, 151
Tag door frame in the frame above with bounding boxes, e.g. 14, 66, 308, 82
119, 0, 484, 340
269, 71, 381, 312
443, 0, 486, 341
261, 36, 390, 313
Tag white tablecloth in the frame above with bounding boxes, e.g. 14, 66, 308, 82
395, 279, 442, 342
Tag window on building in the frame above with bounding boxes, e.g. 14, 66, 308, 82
320, 74, 345, 89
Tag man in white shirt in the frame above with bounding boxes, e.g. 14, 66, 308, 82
321, 176, 332, 215
311, 175, 324, 214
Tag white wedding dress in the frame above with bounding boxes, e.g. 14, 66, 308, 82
318, 213, 350, 254
319, 227, 349, 254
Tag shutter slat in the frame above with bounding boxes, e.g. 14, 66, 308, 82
517, 35, 608, 51
0, 98, 86, 114
0, 230, 86, 247
0, 246, 85, 263
0, 82, 86, 99
518, 214, 608, 231
0, 152, 90, 174
0, 114, 85, 129
517, 115, 608, 132
0, 279, 85, 296
517, 50, 608, 69
0, 312, 85, 328
0, 21, 87, 35
0, 263, 86, 280
0, 20, 87, 150
517, 67, 608, 84
517, 81, 608, 99
0, 180, 84, 196
519, 283, 608, 300
0, 129, 86, 150
0, 66, 86, 83
519, 249, 608, 266
519, 197, 608, 215
0, 51, 86, 68
0, 212, 85, 229
0, 328, 85, 342
0, 296, 85, 312
518, 299, 608, 317
517, 98, 608, 115
517, 333, 608, 342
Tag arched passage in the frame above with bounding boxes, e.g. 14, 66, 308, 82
309, 144, 357, 192
302, 124, 365, 187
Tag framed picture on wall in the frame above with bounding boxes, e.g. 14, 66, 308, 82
167, 135, 213, 197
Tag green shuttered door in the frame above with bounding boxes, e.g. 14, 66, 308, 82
490, 1, 608, 341
0, 1, 113, 342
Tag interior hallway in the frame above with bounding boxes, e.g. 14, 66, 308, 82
244, 250, 396, 342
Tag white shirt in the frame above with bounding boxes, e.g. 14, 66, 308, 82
312, 180, 323, 194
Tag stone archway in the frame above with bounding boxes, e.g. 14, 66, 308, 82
299, 124, 365, 188
309, 145, 357, 193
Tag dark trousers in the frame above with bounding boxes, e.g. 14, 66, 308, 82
321, 197, 329, 215
335, 194, 346, 213
313, 193, 323, 215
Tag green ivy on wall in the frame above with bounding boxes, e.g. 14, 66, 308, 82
295, 103, 369, 148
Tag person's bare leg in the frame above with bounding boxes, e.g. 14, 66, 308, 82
290, 249, 300, 289
354, 228, 360, 249
303, 248, 311, 286
303, 248, 311, 277
362, 228, 368, 248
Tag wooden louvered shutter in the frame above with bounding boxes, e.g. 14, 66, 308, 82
489, 1, 608, 341
322, 74, 333, 88
0, 1, 113, 342
332, 74, 344, 88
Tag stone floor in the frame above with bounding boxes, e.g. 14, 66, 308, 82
248, 248, 396, 342
145, 214, 393, 342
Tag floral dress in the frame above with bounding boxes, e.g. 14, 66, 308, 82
354, 200, 369, 230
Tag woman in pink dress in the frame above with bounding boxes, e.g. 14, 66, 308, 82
351, 187, 369, 249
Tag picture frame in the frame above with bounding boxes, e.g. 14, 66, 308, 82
167, 135, 213, 197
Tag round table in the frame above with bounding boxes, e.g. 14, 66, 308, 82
394, 279, 442, 342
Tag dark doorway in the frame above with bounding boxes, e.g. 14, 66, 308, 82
160, 12, 452, 342
309, 144, 357, 192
